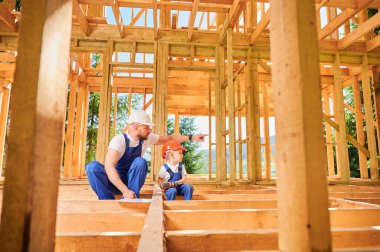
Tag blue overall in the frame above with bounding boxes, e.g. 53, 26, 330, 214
164, 163, 194, 200
86, 134, 148, 200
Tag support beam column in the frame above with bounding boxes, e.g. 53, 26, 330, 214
353, 76, 368, 179
0, 85, 10, 177
269, 0, 332, 250
362, 55, 379, 181
152, 42, 168, 181
96, 40, 113, 163
0, 0, 73, 250
227, 28, 236, 183
333, 53, 350, 181
322, 90, 335, 177
215, 45, 226, 182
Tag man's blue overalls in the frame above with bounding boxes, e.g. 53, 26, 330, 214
86, 134, 147, 200
164, 163, 194, 200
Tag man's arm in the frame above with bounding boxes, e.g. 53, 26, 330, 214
104, 149, 136, 199
155, 134, 207, 145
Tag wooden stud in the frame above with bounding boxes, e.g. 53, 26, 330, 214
0, 86, 10, 177
333, 54, 350, 181
237, 75, 243, 180
63, 77, 78, 178
96, 40, 113, 163
250, 7, 270, 44
269, 0, 332, 250
215, 45, 227, 182
73, 0, 90, 36
227, 28, 236, 183
263, 82, 270, 180
352, 76, 368, 179
113, 89, 118, 136
0, 0, 73, 250
361, 54, 379, 181
112, 0, 125, 38
208, 77, 213, 180
187, 0, 200, 41
322, 91, 335, 177
174, 108, 180, 134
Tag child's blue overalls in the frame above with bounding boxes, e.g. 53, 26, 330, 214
86, 134, 148, 200
164, 163, 194, 200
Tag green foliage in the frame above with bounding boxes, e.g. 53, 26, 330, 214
368, 9, 380, 35
167, 117, 206, 174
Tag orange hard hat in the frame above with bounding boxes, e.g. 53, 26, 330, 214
162, 140, 186, 159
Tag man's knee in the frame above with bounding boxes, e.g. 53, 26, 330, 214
86, 161, 103, 174
183, 184, 194, 192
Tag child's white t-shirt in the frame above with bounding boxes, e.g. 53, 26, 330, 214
108, 133, 159, 160
158, 163, 188, 182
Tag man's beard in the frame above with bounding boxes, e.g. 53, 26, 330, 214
137, 134, 148, 141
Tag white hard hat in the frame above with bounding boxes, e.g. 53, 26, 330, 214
127, 110, 153, 128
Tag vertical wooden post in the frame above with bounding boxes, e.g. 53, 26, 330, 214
152, 43, 168, 181
0, 85, 10, 177
215, 46, 227, 182
72, 82, 87, 177
370, 66, 380, 156
128, 87, 133, 115
245, 47, 258, 182
322, 90, 335, 177
0, 0, 72, 250
174, 108, 180, 135
113, 89, 118, 136
333, 54, 350, 181
353, 76, 368, 179
227, 28, 236, 183
96, 40, 113, 163
208, 78, 213, 180
63, 77, 78, 177
80, 84, 90, 177
270, 0, 332, 250
253, 56, 262, 181
362, 55, 379, 181
263, 82, 271, 180
237, 75, 243, 180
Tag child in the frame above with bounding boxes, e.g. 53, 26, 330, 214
158, 140, 194, 200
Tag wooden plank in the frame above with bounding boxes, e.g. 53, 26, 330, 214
227, 28, 236, 183
57, 200, 150, 213
73, 0, 90, 36
353, 76, 368, 178
218, 0, 245, 44
166, 228, 380, 251
366, 35, 380, 52
236, 76, 243, 179
56, 232, 141, 252
63, 78, 78, 178
128, 8, 146, 27
215, 46, 227, 182
339, 12, 380, 50
323, 92, 335, 176
0, 4, 18, 32
72, 83, 87, 177
187, 0, 200, 41
57, 212, 146, 232
269, 0, 332, 251
323, 113, 370, 157
137, 186, 165, 251
362, 55, 379, 181
164, 199, 278, 210
250, 7, 270, 44
318, 0, 374, 40
263, 82, 270, 180
333, 54, 350, 181
0, 87, 10, 177
0, 0, 72, 250
112, 1, 125, 37
96, 40, 113, 163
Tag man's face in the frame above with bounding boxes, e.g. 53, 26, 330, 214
136, 124, 151, 140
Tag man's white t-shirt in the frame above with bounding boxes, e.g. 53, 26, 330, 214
108, 133, 159, 160
158, 163, 187, 182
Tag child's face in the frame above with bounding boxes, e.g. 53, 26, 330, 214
169, 149, 183, 163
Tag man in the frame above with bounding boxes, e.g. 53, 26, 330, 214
86, 110, 206, 200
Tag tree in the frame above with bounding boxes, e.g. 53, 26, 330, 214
167, 117, 206, 174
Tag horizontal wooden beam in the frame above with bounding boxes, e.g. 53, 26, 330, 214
56, 232, 141, 251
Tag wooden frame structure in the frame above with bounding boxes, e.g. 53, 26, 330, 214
0, 0, 380, 250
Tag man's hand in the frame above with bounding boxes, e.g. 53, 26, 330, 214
123, 189, 136, 199
193, 134, 208, 142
